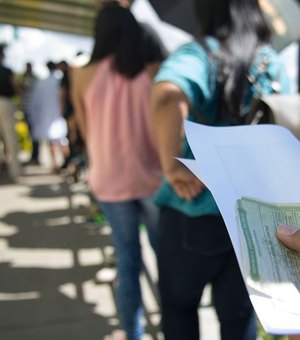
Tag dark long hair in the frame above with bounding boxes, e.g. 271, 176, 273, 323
90, 3, 166, 78
195, 0, 271, 119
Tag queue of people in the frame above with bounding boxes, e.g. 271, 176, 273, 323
71, 0, 293, 339
1, 0, 299, 340
0, 53, 85, 176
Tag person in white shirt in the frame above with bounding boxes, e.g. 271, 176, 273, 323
28, 61, 69, 172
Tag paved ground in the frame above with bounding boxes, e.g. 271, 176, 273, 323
0, 157, 220, 340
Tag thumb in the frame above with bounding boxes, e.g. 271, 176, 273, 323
276, 225, 300, 252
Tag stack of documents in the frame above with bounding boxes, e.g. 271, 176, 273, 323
181, 121, 300, 335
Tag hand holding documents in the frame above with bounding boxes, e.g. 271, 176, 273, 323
181, 121, 300, 335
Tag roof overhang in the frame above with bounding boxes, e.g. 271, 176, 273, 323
0, 0, 97, 36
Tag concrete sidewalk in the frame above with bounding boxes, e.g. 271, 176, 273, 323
0, 163, 219, 340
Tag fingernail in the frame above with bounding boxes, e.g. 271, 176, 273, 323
277, 225, 298, 235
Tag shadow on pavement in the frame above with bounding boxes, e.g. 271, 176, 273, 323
0, 166, 162, 340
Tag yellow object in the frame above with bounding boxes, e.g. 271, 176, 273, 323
15, 120, 32, 152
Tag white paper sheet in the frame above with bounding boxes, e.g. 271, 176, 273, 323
181, 120, 300, 335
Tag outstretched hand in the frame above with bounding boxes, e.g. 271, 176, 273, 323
166, 163, 205, 201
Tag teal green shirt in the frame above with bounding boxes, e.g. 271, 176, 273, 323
154, 38, 290, 217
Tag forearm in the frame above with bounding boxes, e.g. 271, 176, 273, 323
150, 82, 186, 175
150, 82, 205, 200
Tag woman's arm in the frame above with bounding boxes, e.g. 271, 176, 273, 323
150, 81, 205, 200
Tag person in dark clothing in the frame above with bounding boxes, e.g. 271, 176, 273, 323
0, 43, 21, 180
57, 60, 73, 120
150, 0, 289, 339
57, 60, 84, 171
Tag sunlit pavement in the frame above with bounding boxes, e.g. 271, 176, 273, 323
0, 159, 219, 339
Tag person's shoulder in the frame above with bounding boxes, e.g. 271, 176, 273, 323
171, 38, 217, 62
158, 41, 212, 76
174, 41, 205, 55
71, 61, 103, 95
74, 60, 107, 75
72, 62, 96, 81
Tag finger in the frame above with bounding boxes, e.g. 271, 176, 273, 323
186, 182, 203, 198
175, 180, 204, 200
180, 179, 202, 200
174, 184, 193, 201
194, 180, 205, 194
276, 225, 300, 252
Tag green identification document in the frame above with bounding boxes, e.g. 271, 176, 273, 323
236, 197, 300, 313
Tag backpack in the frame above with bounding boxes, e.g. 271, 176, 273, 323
241, 50, 300, 139
244, 94, 300, 139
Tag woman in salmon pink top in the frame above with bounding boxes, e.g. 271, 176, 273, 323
71, 3, 166, 339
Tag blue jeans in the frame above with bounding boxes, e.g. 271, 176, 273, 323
98, 197, 159, 340
158, 207, 257, 340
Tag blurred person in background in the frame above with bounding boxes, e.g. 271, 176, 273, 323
150, 0, 290, 339
71, 2, 166, 339
0, 43, 21, 181
28, 61, 69, 172
19, 61, 38, 164
56, 60, 81, 171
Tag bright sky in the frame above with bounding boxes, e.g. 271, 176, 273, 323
0, 24, 93, 77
